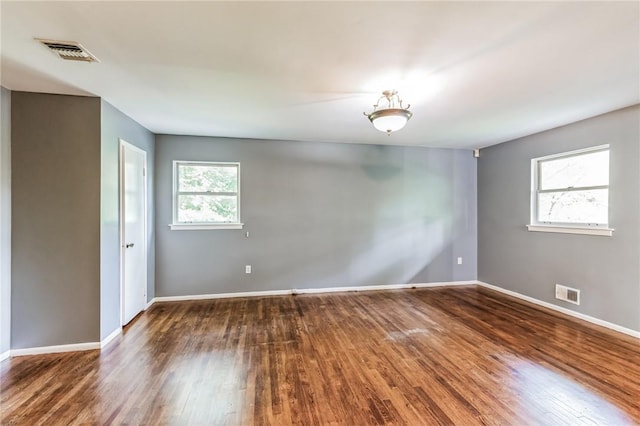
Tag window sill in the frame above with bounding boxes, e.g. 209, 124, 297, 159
526, 224, 614, 237
169, 223, 244, 231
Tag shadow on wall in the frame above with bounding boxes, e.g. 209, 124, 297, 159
348, 217, 454, 286
156, 136, 472, 296
254, 160, 456, 288
361, 145, 403, 181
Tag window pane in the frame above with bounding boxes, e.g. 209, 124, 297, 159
178, 195, 238, 223
178, 164, 238, 193
540, 150, 608, 190
538, 189, 608, 224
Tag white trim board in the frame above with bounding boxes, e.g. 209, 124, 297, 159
100, 327, 122, 349
144, 298, 155, 310
10, 342, 101, 357
0, 350, 9, 362
152, 289, 291, 303
292, 281, 476, 295
477, 281, 640, 339
150, 281, 478, 305
526, 224, 614, 237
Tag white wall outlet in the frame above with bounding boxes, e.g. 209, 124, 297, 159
457, 257, 463, 265
245, 265, 252, 274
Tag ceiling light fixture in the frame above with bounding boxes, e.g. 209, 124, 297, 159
364, 90, 412, 135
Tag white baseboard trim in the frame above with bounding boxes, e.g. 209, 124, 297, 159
143, 297, 156, 311
10, 342, 101, 357
477, 281, 640, 339
292, 281, 477, 295
100, 327, 122, 349
154, 289, 292, 303
145, 298, 156, 310
153, 281, 477, 303
0, 350, 9, 362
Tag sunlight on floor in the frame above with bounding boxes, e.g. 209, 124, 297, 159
505, 356, 634, 425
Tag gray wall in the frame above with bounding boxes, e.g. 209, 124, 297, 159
100, 100, 155, 340
478, 105, 640, 332
11, 92, 102, 348
155, 136, 477, 297
0, 87, 11, 354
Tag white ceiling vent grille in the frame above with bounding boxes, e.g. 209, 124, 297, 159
555, 284, 580, 305
36, 38, 99, 62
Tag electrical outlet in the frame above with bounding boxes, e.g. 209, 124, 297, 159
457, 257, 463, 265
245, 265, 252, 274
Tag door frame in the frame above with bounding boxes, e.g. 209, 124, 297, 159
119, 139, 148, 326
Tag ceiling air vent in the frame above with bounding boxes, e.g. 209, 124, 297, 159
36, 38, 99, 62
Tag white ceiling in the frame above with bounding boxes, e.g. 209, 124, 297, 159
1, 1, 638, 149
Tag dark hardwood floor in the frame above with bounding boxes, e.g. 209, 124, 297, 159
1, 286, 639, 425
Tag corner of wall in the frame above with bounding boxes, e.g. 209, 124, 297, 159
477, 106, 640, 333
0, 87, 12, 354
99, 101, 155, 340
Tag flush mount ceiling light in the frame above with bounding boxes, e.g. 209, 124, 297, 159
364, 90, 412, 135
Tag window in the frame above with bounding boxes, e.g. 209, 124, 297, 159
528, 145, 613, 236
171, 161, 242, 230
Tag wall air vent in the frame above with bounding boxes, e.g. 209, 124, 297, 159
36, 38, 99, 62
555, 284, 580, 305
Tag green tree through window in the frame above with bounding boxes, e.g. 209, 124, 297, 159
174, 162, 240, 224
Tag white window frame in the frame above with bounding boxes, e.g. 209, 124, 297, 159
170, 161, 243, 231
527, 145, 614, 236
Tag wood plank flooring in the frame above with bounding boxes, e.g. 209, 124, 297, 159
1, 286, 639, 425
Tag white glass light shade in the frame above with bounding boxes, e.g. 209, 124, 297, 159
368, 109, 412, 134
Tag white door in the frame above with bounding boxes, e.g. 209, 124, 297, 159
120, 140, 147, 326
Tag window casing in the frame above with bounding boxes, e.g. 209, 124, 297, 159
171, 161, 242, 230
528, 145, 613, 236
